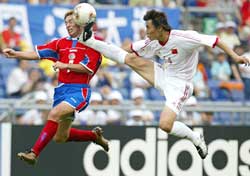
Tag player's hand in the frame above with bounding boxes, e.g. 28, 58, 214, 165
2, 48, 17, 58
53, 61, 67, 71
235, 56, 250, 66
82, 21, 94, 41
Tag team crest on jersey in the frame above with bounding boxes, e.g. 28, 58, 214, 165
69, 53, 76, 60
171, 48, 178, 54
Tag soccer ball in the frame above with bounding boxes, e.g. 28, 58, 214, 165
73, 3, 96, 26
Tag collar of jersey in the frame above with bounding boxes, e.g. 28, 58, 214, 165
66, 36, 78, 40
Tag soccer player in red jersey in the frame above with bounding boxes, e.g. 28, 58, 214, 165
2, 10, 109, 165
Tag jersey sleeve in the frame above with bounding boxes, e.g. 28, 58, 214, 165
173, 30, 218, 50
35, 39, 59, 62
80, 49, 102, 74
131, 38, 155, 58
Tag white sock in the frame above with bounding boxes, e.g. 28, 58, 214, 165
78, 34, 127, 64
169, 121, 200, 146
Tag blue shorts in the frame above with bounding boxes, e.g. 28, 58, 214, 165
53, 84, 91, 112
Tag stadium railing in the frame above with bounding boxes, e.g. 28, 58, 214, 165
0, 99, 250, 125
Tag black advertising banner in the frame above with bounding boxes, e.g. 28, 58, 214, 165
11, 126, 250, 176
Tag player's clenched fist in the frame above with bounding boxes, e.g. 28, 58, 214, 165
235, 56, 250, 66
53, 61, 68, 71
2, 48, 16, 58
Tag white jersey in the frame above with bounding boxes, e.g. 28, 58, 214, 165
131, 30, 218, 81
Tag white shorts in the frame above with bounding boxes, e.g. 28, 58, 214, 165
154, 63, 194, 115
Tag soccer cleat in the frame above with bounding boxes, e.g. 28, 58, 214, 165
92, 127, 109, 152
195, 133, 208, 159
82, 21, 94, 41
17, 150, 37, 166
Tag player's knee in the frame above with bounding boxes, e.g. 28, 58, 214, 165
48, 109, 61, 122
53, 134, 68, 143
159, 121, 173, 133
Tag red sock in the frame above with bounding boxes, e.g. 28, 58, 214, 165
67, 128, 96, 142
32, 120, 58, 156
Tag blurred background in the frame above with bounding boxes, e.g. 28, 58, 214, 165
0, 0, 250, 176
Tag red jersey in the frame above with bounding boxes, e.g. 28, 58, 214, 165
36, 37, 102, 84
2, 29, 21, 48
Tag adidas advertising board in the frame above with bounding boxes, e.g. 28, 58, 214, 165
10, 126, 250, 176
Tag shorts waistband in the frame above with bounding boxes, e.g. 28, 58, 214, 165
56, 83, 90, 88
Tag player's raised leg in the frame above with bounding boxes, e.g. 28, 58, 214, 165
17, 102, 109, 165
65, 124, 109, 152
159, 106, 208, 159
53, 117, 109, 151
17, 102, 72, 165
79, 36, 155, 86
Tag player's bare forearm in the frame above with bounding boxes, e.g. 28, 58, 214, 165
67, 63, 92, 74
16, 51, 39, 60
216, 40, 250, 64
3, 48, 39, 60
216, 41, 238, 59
53, 61, 92, 74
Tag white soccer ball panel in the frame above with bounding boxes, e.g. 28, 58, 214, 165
73, 3, 96, 26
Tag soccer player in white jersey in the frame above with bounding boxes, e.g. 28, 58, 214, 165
79, 9, 250, 159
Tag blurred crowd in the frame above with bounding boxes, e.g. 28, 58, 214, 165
0, 0, 248, 8
0, 0, 250, 126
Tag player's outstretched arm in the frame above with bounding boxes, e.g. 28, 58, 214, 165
216, 40, 250, 65
3, 48, 39, 60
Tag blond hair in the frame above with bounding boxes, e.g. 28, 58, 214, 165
64, 10, 74, 20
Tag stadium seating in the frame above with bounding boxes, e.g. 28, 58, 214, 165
0, 57, 18, 98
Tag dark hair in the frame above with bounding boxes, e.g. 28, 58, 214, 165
143, 10, 171, 32
8, 17, 16, 23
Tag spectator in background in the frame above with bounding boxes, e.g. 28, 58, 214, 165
161, 0, 178, 8
69, 0, 81, 5
43, 74, 58, 101
18, 91, 49, 125
28, 0, 48, 4
196, 0, 207, 7
95, 67, 113, 88
0, 33, 6, 53
21, 68, 44, 95
240, 0, 250, 26
126, 109, 144, 126
129, 0, 154, 6
199, 112, 214, 125
52, 0, 68, 4
132, 23, 147, 42
215, 22, 226, 39
239, 48, 250, 100
1, 17, 21, 51
75, 91, 108, 125
238, 19, 250, 45
211, 52, 232, 81
130, 88, 155, 125
92, 67, 114, 101
106, 90, 123, 125
193, 62, 210, 99
220, 21, 241, 49
131, 88, 145, 107
6, 60, 30, 97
